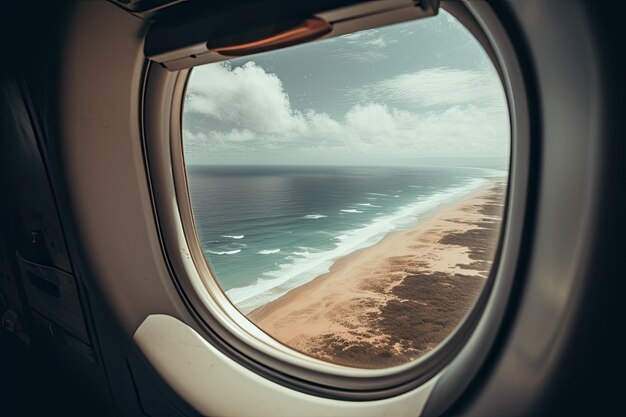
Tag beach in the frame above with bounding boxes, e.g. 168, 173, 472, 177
248, 179, 506, 368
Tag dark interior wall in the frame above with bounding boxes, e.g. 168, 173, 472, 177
0, 3, 201, 415
0, 3, 112, 416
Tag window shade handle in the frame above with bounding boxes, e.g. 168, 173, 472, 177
211, 18, 332, 57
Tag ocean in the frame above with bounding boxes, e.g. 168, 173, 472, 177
186, 165, 502, 313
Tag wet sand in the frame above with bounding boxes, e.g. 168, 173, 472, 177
248, 180, 506, 368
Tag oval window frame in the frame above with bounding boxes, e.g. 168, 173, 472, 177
141, 0, 531, 401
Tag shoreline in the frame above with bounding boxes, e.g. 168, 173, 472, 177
233, 178, 492, 314
247, 179, 506, 367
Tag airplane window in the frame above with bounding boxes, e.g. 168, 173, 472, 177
182, 10, 509, 369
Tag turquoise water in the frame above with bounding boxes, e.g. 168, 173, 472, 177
187, 165, 501, 312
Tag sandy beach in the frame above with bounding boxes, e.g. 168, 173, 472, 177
248, 179, 506, 368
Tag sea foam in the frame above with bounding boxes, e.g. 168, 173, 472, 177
206, 249, 241, 255
258, 249, 281, 255
303, 214, 327, 219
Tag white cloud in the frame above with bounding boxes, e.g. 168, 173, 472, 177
353, 67, 504, 108
364, 36, 387, 47
340, 29, 387, 47
342, 32, 364, 41
184, 62, 509, 163
185, 62, 301, 133
327, 29, 392, 62
341, 102, 508, 156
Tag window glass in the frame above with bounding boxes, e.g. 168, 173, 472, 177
182, 10, 509, 368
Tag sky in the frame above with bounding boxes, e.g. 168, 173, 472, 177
182, 10, 510, 167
